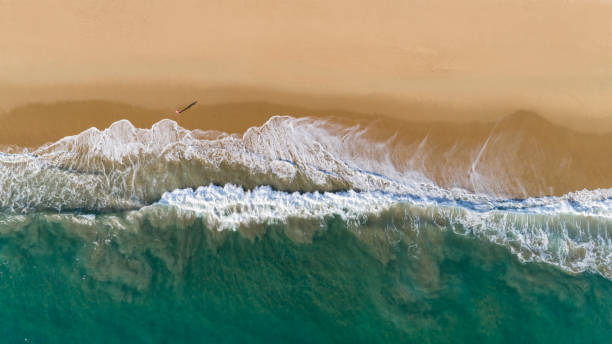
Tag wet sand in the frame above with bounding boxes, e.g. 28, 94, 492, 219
1, 89, 611, 198
0, 82, 518, 148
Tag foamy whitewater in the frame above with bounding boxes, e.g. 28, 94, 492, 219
1, 117, 611, 279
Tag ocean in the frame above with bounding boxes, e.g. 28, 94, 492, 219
1, 116, 611, 343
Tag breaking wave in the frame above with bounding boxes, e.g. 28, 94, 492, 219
0, 116, 422, 211
1, 116, 611, 279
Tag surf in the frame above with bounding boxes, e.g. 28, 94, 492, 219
1, 116, 611, 279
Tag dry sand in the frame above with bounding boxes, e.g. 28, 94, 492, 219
1, 0, 612, 122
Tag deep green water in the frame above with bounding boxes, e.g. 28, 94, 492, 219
0, 212, 610, 343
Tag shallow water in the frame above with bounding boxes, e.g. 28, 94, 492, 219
1, 117, 611, 342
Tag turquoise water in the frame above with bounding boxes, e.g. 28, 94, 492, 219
0, 211, 610, 343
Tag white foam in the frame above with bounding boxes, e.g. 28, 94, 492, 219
0, 116, 477, 211
2, 116, 612, 214
158, 184, 401, 230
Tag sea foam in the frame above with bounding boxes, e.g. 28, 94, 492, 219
0, 116, 476, 212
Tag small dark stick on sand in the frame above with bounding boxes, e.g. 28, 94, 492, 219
176, 101, 197, 115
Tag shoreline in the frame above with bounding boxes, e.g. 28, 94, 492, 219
1, 98, 612, 198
